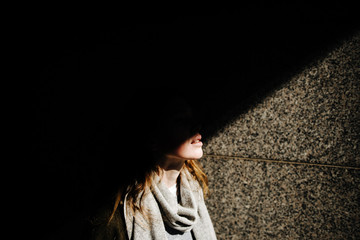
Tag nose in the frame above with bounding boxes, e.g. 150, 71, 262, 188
191, 123, 202, 135
194, 133, 202, 141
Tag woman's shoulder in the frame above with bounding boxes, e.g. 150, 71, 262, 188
85, 202, 127, 240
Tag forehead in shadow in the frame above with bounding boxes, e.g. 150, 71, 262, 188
124, 89, 201, 153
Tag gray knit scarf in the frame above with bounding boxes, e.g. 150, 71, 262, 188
124, 168, 217, 239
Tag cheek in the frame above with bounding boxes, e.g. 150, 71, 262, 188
174, 143, 188, 156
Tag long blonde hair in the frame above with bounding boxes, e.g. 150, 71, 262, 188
108, 159, 208, 223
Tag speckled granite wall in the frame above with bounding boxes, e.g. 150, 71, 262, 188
201, 32, 360, 239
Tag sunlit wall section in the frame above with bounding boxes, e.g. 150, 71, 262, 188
202, 32, 360, 239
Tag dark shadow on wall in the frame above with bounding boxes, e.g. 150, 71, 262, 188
26, 4, 359, 239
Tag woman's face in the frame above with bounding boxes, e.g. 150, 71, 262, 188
153, 96, 203, 160
171, 133, 203, 159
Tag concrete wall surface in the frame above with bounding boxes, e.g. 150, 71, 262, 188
201, 32, 360, 239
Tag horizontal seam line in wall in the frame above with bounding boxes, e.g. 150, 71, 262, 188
203, 154, 360, 170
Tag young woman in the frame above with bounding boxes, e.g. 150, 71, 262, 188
89, 93, 217, 240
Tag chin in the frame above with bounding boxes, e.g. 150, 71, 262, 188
186, 149, 203, 160
174, 140, 204, 159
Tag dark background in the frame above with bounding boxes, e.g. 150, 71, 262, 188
24, 3, 359, 238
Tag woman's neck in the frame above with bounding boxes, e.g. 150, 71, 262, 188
160, 154, 186, 188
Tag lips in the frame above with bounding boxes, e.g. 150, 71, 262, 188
191, 134, 203, 146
